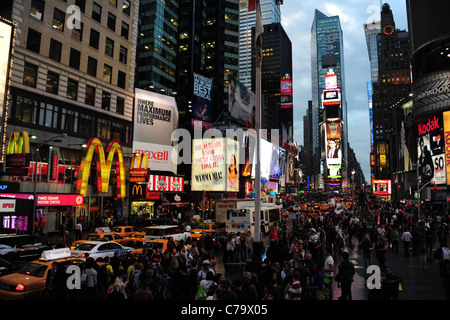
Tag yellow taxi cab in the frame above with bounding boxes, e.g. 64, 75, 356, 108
110, 226, 141, 238
302, 208, 320, 217
190, 221, 226, 242
70, 232, 137, 249
131, 238, 179, 255
0, 248, 84, 300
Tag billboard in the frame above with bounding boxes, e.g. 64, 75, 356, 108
417, 113, 445, 184
192, 72, 213, 124
251, 138, 272, 181
325, 123, 342, 179
228, 76, 256, 126
373, 179, 391, 195
322, 89, 341, 107
191, 138, 239, 192
0, 18, 15, 164
443, 111, 450, 185
280, 76, 293, 109
133, 88, 178, 173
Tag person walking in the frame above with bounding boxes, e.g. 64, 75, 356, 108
335, 251, 355, 300
390, 228, 400, 254
401, 228, 412, 257
359, 234, 374, 269
322, 247, 335, 300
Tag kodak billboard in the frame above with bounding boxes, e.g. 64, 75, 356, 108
444, 111, 450, 185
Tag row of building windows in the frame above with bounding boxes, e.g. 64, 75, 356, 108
10, 90, 131, 145
23, 61, 125, 115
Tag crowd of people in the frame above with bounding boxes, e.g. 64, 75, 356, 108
43, 195, 450, 301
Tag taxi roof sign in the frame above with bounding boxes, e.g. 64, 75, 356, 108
40, 248, 72, 261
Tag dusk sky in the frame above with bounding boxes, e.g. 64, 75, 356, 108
279, 1, 409, 182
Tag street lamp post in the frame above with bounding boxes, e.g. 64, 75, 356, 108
32, 133, 67, 236
351, 170, 355, 214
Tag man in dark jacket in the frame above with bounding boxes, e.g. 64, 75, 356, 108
335, 251, 355, 300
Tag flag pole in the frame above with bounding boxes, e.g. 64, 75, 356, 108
251, 0, 263, 263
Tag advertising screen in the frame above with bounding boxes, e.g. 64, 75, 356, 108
325, 129, 342, 179
192, 72, 214, 124
251, 139, 272, 180
133, 88, 179, 173
373, 180, 391, 195
322, 89, 341, 107
228, 76, 256, 126
191, 138, 239, 192
417, 113, 445, 184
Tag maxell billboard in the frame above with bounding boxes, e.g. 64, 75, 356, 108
133, 88, 179, 173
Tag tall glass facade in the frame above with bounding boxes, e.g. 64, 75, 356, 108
311, 9, 348, 185
137, 0, 179, 91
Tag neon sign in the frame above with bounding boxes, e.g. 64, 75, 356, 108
76, 137, 126, 198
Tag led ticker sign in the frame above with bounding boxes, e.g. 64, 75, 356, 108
372, 179, 391, 195
76, 137, 126, 198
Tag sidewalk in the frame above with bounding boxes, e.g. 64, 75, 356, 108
332, 237, 446, 300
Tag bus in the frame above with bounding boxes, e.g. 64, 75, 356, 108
226, 203, 283, 235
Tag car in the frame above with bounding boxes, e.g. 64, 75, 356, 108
110, 226, 141, 238
0, 248, 85, 300
0, 258, 20, 277
130, 237, 190, 255
143, 225, 191, 243
0, 234, 55, 260
70, 232, 137, 249
70, 241, 133, 261
189, 222, 226, 242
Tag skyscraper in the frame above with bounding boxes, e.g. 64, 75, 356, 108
311, 9, 348, 189
239, 0, 283, 89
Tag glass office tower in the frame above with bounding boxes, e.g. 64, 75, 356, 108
311, 9, 348, 189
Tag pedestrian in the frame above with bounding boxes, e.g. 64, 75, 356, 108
235, 232, 242, 262
284, 270, 302, 300
216, 278, 237, 300
381, 267, 403, 300
359, 234, 374, 269
401, 228, 412, 257
391, 228, 400, 254
322, 246, 335, 300
134, 279, 154, 300
375, 237, 387, 271
75, 221, 82, 240
107, 282, 126, 300
44, 261, 59, 300
335, 251, 355, 300
83, 257, 98, 300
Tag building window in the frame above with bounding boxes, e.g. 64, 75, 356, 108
67, 78, 78, 101
92, 2, 102, 23
117, 70, 126, 89
89, 28, 100, 49
101, 91, 111, 110
122, 0, 130, 16
119, 45, 127, 64
23, 62, 38, 88
103, 64, 112, 84
105, 37, 114, 57
107, 12, 116, 31
40, 102, 59, 128
121, 21, 129, 40
46, 71, 59, 95
52, 8, 65, 31
69, 48, 81, 70
109, 0, 117, 7
87, 56, 97, 77
30, 0, 45, 21
49, 39, 62, 62
85, 85, 96, 106
71, 21, 83, 41
75, 0, 85, 13
15, 96, 38, 124
116, 96, 124, 115
26, 28, 41, 54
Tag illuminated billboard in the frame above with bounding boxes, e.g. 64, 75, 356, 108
322, 89, 341, 107
325, 122, 342, 179
373, 179, 391, 195
192, 72, 214, 127
280, 76, 293, 109
228, 76, 256, 127
191, 138, 239, 192
417, 113, 445, 184
133, 88, 178, 173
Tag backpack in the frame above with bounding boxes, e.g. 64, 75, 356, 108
195, 285, 207, 300
155, 275, 172, 300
